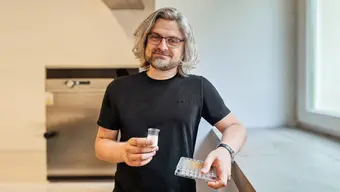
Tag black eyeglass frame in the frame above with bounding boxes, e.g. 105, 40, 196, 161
147, 33, 185, 48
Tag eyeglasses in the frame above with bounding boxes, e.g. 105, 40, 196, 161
147, 33, 185, 48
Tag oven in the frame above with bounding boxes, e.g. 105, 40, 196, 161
44, 68, 138, 180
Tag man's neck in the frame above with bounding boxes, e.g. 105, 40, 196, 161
146, 67, 178, 80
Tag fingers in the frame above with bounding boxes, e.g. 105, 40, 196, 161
128, 137, 153, 146
203, 151, 231, 189
128, 151, 156, 161
210, 166, 228, 188
126, 156, 154, 167
126, 144, 159, 154
201, 153, 215, 174
124, 150, 156, 167
123, 137, 159, 167
207, 168, 231, 189
207, 179, 228, 189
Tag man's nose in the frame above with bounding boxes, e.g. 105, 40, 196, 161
157, 38, 168, 50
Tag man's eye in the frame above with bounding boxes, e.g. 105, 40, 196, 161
169, 38, 180, 44
151, 35, 160, 39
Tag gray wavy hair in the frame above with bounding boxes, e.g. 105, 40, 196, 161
132, 7, 199, 76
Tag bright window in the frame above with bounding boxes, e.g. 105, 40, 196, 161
309, 0, 340, 116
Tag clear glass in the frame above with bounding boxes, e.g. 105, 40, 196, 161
147, 128, 160, 146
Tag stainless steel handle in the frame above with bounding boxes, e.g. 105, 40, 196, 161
64, 80, 91, 88
44, 131, 59, 139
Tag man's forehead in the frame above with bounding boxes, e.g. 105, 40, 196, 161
151, 19, 184, 38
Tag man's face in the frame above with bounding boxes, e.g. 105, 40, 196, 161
145, 19, 185, 71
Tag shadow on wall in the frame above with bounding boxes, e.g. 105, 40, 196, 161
101, 0, 156, 39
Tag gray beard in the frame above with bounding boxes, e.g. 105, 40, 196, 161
148, 58, 180, 71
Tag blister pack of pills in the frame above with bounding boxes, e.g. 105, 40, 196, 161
174, 157, 217, 182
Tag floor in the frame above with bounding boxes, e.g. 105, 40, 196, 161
0, 180, 241, 192
0, 181, 115, 192
1, 127, 340, 192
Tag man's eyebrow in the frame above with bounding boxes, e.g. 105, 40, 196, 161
149, 32, 160, 36
150, 32, 182, 39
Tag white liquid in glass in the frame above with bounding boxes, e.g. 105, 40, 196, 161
147, 135, 158, 146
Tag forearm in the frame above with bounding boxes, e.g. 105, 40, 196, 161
220, 124, 247, 154
95, 138, 126, 164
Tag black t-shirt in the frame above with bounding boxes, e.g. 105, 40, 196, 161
97, 71, 230, 192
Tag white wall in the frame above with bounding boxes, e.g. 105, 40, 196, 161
46, 0, 154, 67
156, 0, 297, 191
156, 0, 297, 129
0, 0, 154, 182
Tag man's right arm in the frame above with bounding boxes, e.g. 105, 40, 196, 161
95, 126, 159, 166
95, 126, 126, 164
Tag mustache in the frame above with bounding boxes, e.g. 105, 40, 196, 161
152, 50, 171, 57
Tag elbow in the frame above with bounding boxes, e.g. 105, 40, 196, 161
233, 122, 247, 138
242, 124, 247, 138
240, 124, 248, 148
94, 138, 104, 161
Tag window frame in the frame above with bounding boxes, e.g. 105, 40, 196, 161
297, 0, 340, 137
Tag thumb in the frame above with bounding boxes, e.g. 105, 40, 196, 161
201, 152, 215, 174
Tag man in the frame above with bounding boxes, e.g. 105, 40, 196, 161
95, 7, 247, 192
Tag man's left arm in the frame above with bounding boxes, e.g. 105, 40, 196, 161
199, 77, 247, 189
215, 113, 247, 155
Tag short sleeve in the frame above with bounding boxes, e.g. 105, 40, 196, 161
201, 77, 231, 125
97, 82, 121, 130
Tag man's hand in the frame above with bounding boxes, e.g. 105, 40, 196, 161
120, 137, 159, 167
200, 147, 232, 189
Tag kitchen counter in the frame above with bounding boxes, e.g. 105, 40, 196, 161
213, 127, 340, 192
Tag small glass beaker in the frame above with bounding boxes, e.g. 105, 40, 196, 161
147, 128, 160, 146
